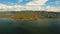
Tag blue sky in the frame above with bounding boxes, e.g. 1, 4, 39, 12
0, 0, 60, 6
0, 0, 60, 11
46, 0, 60, 6
0, 0, 32, 5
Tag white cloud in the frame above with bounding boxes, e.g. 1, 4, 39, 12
55, 1, 60, 4
0, 4, 43, 11
8, 2, 14, 5
0, 4, 23, 11
46, 6, 60, 12
18, 0, 23, 2
0, 4, 60, 12
0, 4, 7, 10
27, 0, 48, 5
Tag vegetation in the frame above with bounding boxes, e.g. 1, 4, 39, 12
11, 12, 41, 21
0, 11, 60, 20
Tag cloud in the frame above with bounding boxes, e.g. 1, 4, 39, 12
0, 4, 44, 11
26, 0, 48, 5
46, 6, 60, 12
0, 4, 23, 11
8, 2, 14, 5
46, 0, 60, 6
55, 1, 60, 5
0, 4, 7, 10
0, 4, 46, 11
0, 3, 60, 12
18, 0, 23, 2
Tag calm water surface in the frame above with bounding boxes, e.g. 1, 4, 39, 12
0, 18, 60, 34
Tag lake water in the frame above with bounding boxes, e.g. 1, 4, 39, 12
0, 18, 60, 34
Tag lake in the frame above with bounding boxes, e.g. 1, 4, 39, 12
0, 18, 60, 34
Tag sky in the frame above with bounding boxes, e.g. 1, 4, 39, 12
0, 0, 60, 11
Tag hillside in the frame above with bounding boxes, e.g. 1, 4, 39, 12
11, 11, 42, 21
0, 11, 60, 21
11, 11, 60, 21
